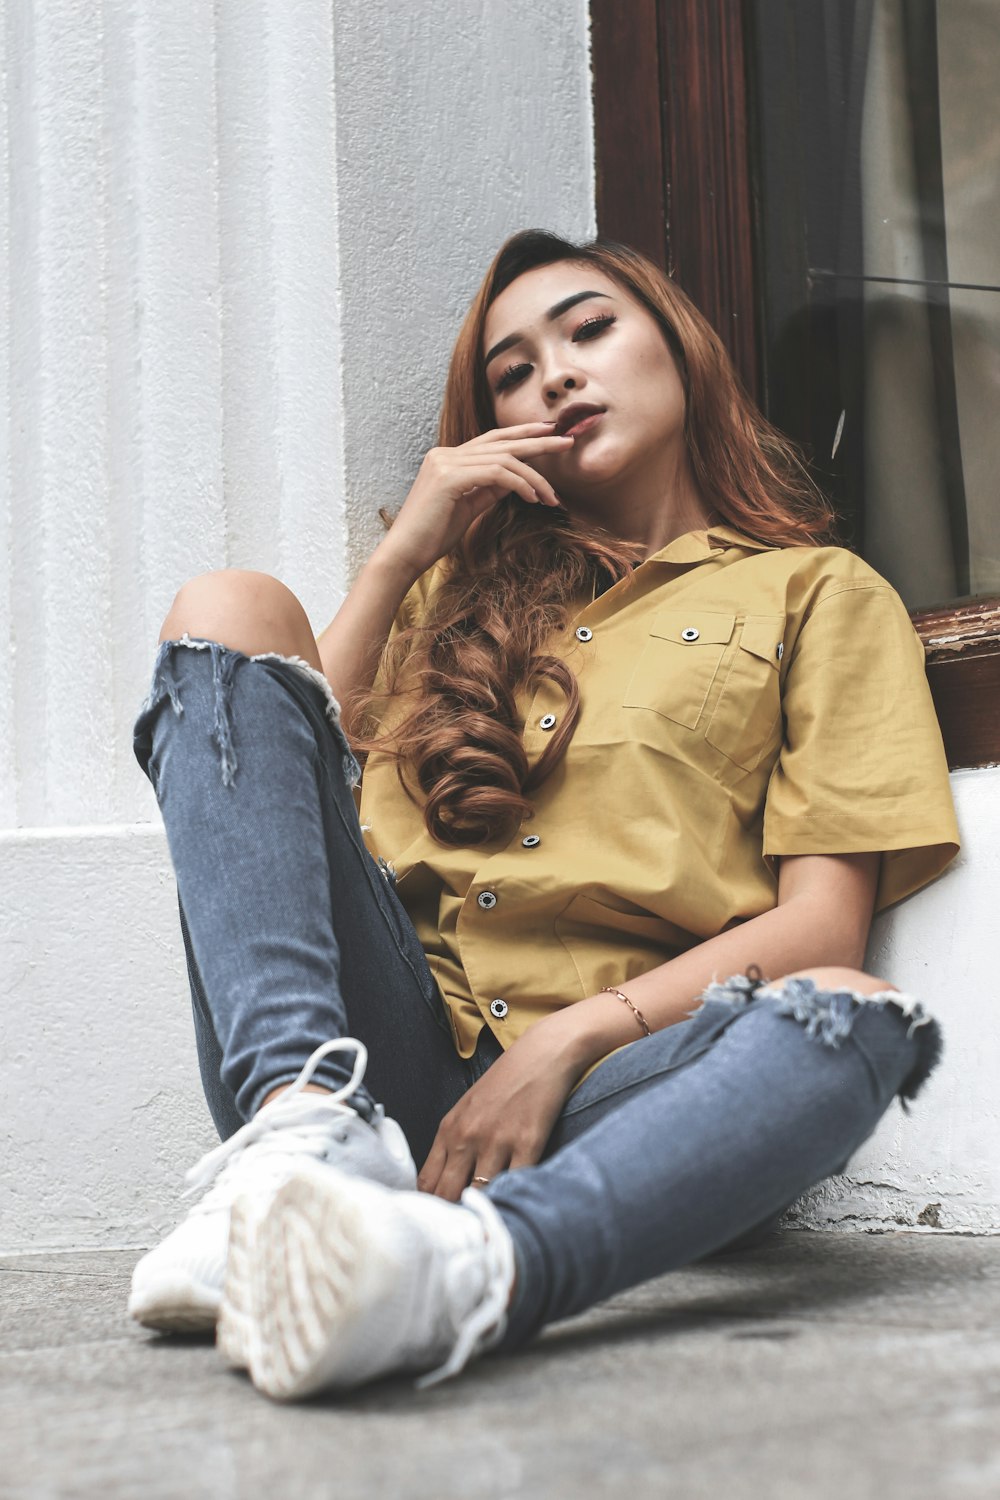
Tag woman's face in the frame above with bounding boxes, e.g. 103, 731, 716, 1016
481, 261, 688, 501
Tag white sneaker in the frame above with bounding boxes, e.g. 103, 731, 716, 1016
128, 1039, 416, 1335
221, 1164, 516, 1400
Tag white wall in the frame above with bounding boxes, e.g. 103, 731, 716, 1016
794, 767, 1000, 1235
0, 0, 596, 1252
1, 0, 996, 1254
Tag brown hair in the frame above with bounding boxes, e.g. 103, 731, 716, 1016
357, 230, 836, 848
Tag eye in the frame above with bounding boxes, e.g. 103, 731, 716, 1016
494, 360, 531, 394
572, 313, 617, 341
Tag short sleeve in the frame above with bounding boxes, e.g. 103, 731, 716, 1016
763, 582, 960, 910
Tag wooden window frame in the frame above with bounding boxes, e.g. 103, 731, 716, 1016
590, 0, 999, 770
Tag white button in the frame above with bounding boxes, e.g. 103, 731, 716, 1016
490, 998, 508, 1019
477, 890, 498, 910
575, 626, 593, 642
539, 713, 557, 730
681, 627, 700, 642
521, 834, 541, 848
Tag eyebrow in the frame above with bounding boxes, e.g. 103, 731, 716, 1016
483, 290, 612, 369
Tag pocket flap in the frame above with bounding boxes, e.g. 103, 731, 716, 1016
649, 610, 736, 646
738, 615, 785, 667
556, 893, 693, 950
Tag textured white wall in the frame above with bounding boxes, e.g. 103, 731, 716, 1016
1, 0, 347, 833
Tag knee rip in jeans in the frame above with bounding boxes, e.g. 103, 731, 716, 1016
143, 634, 360, 791
690, 971, 943, 1110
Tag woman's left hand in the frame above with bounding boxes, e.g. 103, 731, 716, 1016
417, 1016, 586, 1201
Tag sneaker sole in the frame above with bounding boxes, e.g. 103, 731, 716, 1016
216, 1194, 258, 1371
129, 1277, 220, 1333
222, 1171, 419, 1402
218, 1145, 419, 1374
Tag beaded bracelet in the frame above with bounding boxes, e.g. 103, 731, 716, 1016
600, 985, 652, 1037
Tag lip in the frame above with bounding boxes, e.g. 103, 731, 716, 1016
553, 402, 606, 438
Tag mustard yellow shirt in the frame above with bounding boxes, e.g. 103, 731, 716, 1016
359, 525, 960, 1058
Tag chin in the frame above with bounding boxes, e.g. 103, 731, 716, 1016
565, 451, 633, 493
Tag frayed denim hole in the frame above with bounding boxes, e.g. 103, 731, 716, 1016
841, 1006, 940, 1114
137, 640, 185, 722
133, 642, 188, 790
767, 978, 859, 1049
897, 1015, 944, 1111
209, 644, 241, 787
759, 979, 944, 1111
343, 746, 362, 789
686, 971, 761, 1021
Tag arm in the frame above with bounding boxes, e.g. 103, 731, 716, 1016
419, 850, 880, 1199
314, 546, 424, 724
539, 849, 880, 1074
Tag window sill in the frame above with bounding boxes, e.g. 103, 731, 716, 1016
915, 597, 1000, 770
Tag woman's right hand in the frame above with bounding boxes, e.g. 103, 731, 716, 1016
377, 422, 575, 581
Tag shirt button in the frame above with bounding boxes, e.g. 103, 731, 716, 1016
681, 627, 700, 642
490, 998, 509, 1019
521, 834, 541, 848
539, 713, 557, 730
776, 642, 784, 661
575, 626, 593, 642
477, 890, 498, 910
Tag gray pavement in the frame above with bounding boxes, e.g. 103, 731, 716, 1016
2, 1229, 999, 1500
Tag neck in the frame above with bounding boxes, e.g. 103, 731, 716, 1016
568, 446, 716, 557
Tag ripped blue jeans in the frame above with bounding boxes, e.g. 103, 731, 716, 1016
134, 638, 942, 1349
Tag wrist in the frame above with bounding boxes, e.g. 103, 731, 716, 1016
365, 539, 425, 594
538, 991, 643, 1072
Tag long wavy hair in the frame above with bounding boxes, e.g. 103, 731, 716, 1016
356, 230, 836, 848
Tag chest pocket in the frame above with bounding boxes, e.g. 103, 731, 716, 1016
622, 611, 736, 729
705, 614, 785, 771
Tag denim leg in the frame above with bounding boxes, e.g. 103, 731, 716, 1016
133, 637, 487, 1165
488, 980, 942, 1349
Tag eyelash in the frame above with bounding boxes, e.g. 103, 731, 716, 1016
493, 313, 618, 393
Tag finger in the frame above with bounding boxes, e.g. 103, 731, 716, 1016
499, 455, 564, 508
453, 455, 561, 508
450, 458, 549, 508
506, 1138, 546, 1172
433, 1144, 478, 1203
416, 1133, 448, 1195
474, 435, 576, 456
472, 421, 561, 442
468, 1150, 512, 1192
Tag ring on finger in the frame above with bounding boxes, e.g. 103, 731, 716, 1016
472, 1174, 491, 1186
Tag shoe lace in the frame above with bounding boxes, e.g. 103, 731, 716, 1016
182, 1038, 370, 1214
415, 1188, 517, 1390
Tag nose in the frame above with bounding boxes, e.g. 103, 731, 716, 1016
544, 373, 578, 403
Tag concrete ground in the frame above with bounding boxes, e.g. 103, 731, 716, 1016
2, 1230, 999, 1500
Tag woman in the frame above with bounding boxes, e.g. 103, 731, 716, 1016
129, 230, 959, 1400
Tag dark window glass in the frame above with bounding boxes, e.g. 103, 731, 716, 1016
748, 0, 1000, 609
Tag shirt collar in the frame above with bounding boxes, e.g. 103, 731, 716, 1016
643, 524, 777, 567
